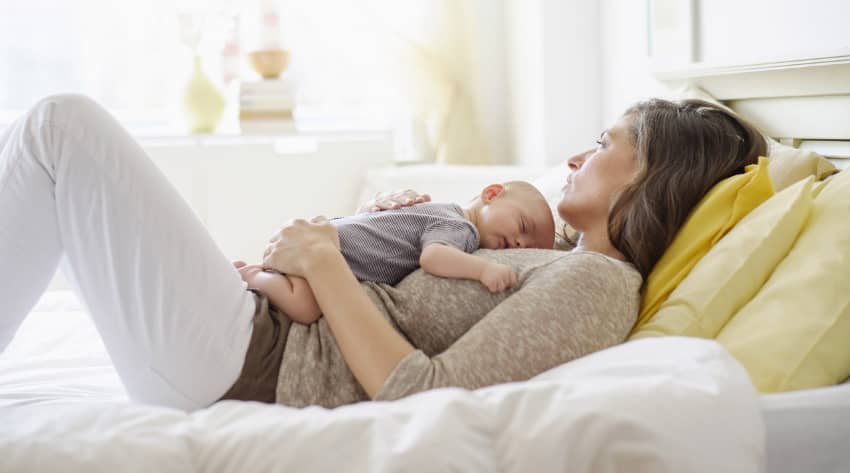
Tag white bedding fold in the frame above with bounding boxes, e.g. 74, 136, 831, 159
0, 291, 765, 473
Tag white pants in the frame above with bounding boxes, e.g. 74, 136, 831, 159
0, 94, 255, 411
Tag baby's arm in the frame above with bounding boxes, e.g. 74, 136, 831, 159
419, 244, 517, 293
233, 262, 322, 324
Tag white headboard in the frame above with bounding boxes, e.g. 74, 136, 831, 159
653, 51, 850, 169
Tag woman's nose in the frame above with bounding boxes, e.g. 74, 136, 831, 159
566, 149, 590, 171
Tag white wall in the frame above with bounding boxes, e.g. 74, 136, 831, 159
696, 0, 850, 63
470, 0, 512, 165
599, 0, 667, 126
319, 0, 849, 169
505, 0, 546, 166
542, 0, 602, 164
596, 0, 850, 126
505, 0, 603, 166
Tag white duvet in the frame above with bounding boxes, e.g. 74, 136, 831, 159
0, 291, 765, 473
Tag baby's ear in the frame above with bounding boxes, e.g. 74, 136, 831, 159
481, 183, 505, 203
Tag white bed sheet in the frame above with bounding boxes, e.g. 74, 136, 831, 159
761, 383, 850, 473
0, 290, 765, 473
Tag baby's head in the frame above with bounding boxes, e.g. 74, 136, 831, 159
469, 181, 555, 250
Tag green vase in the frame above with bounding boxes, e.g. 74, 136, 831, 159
183, 55, 225, 133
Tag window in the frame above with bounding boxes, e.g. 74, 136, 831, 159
0, 0, 400, 135
0, 0, 187, 132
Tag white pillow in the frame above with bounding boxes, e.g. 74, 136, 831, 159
530, 161, 575, 244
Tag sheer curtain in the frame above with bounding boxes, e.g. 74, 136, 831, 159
0, 0, 491, 163
280, 0, 492, 163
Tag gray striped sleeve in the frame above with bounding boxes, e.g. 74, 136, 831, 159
420, 219, 480, 253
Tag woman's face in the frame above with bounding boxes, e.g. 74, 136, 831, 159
557, 115, 638, 231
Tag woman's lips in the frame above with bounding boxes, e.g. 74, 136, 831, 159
562, 175, 574, 192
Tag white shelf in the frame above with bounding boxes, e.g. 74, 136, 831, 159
653, 50, 850, 142
653, 51, 850, 101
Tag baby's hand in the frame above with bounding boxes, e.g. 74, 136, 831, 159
233, 261, 262, 283
232, 260, 279, 285
479, 262, 517, 293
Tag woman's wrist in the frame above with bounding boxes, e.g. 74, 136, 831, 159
302, 244, 346, 279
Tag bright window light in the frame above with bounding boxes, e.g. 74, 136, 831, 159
0, 0, 401, 135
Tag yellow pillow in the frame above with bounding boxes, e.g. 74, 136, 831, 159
631, 177, 814, 340
716, 168, 850, 392
768, 140, 837, 191
632, 157, 774, 333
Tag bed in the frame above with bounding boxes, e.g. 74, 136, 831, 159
3, 55, 850, 473
0, 290, 764, 472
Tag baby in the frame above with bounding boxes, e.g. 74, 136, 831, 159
234, 180, 555, 325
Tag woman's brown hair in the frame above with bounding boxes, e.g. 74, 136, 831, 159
607, 98, 767, 280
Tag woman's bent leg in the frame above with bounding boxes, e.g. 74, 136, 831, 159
0, 94, 255, 410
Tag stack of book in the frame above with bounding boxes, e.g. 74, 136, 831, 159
239, 79, 296, 134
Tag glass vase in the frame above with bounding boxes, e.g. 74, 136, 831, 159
183, 55, 225, 133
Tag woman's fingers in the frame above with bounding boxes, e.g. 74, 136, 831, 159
361, 188, 429, 213
261, 215, 341, 276
373, 199, 400, 210
232, 260, 247, 269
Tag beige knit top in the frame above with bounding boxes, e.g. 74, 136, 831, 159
268, 248, 642, 408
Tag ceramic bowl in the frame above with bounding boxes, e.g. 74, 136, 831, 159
248, 49, 289, 79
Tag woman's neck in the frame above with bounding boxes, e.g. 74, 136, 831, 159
573, 227, 627, 261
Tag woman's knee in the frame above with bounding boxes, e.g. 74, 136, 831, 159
31, 94, 110, 131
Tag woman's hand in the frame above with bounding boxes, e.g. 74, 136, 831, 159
261, 221, 415, 399
357, 189, 431, 213
262, 216, 340, 277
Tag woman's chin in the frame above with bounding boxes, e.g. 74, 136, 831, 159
556, 200, 572, 219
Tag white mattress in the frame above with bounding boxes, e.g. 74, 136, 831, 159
761, 383, 850, 473
0, 290, 768, 472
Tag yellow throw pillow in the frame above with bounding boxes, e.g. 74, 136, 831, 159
632, 157, 774, 333
768, 140, 837, 191
716, 167, 850, 392
631, 177, 814, 340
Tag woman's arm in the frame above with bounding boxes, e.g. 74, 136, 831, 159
262, 217, 415, 398
302, 248, 415, 397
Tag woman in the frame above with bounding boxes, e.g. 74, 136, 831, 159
0, 95, 766, 410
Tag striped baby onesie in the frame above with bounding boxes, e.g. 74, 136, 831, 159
331, 202, 480, 285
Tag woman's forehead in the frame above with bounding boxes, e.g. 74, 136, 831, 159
608, 116, 632, 139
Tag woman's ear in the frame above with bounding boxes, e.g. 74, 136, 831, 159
481, 183, 505, 203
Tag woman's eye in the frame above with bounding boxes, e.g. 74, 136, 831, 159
595, 139, 604, 148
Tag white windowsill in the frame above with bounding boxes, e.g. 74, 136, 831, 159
135, 128, 391, 147
1, 108, 394, 152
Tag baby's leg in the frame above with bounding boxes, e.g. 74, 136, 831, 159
275, 275, 322, 325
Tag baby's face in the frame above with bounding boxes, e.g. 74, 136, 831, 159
476, 189, 555, 250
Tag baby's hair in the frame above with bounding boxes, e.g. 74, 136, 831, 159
502, 181, 546, 201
